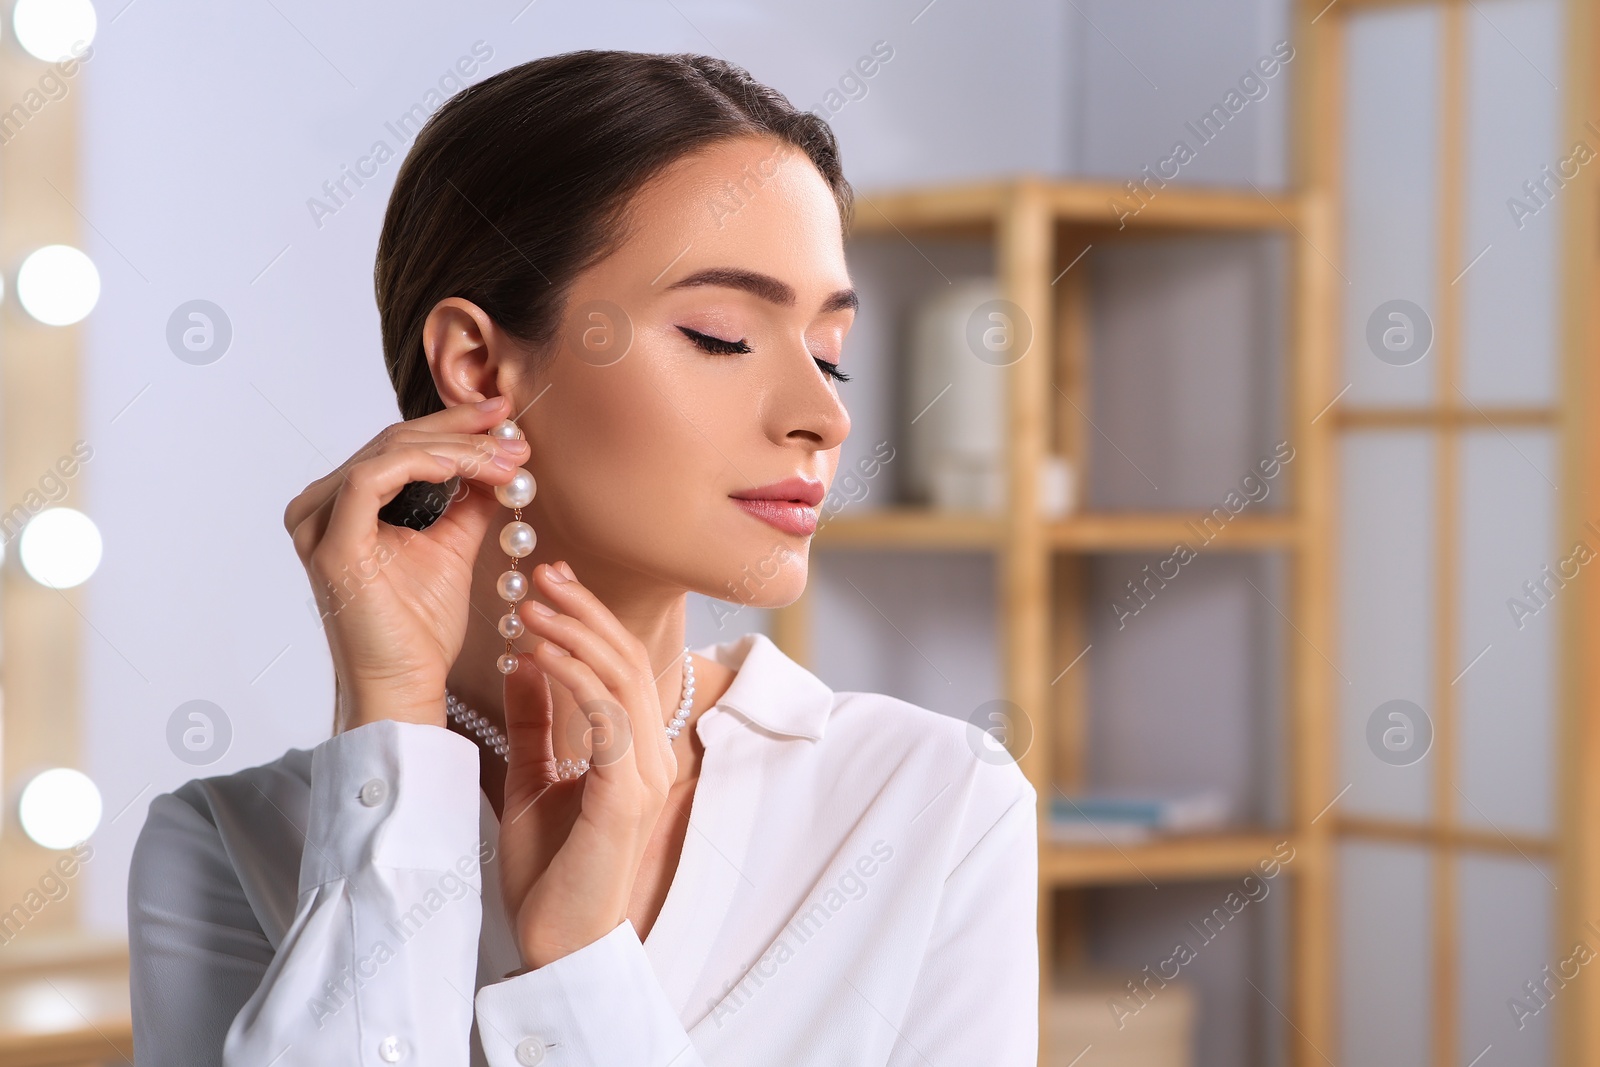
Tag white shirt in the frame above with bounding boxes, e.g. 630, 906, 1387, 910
128, 631, 1038, 1066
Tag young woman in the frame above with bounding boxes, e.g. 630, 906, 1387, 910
128, 49, 1037, 1066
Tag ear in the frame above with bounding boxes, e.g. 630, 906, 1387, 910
421, 297, 519, 408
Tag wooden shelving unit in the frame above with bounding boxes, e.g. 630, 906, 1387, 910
815, 510, 1302, 552
774, 11, 1339, 1065
1309, 4, 1596, 1067
782, 2, 1600, 1063
1037, 832, 1300, 889
786, 161, 1336, 1060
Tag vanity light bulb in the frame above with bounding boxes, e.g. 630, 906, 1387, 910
19, 768, 101, 849
19, 507, 102, 588
12, 0, 97, 62
17, 244, 100, 326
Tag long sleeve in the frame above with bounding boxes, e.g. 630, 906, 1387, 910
130, 719, 490, 1066
472, 916, 709, 1067
884, 776, 1040, 1067
128, 788, 278, 1065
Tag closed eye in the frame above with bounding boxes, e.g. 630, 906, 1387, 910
678, 325, 851, 383
678, 325, 750, 355
813, 357, 850, 382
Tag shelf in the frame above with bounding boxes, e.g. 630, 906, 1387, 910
0, 947, 130, 1067
1039, 832, 1294, 888
1050, 512, 1300, 551
850, 175, 1299, 237
787, 110, 1344, 1060
813, 507, 1002, 549
811, 508, 1300, 552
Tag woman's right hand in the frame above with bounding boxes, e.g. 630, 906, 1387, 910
283, 395, 530, 733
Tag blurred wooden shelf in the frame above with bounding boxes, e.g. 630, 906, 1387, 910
0, 939, 130, 1067
1049, 512, 1300, 550
850, 175, 1299, 238
813, 507, 1002, 548
1040, 832, 1294, 888
778, 107, 1342, 1066
811, 507, 1300, 552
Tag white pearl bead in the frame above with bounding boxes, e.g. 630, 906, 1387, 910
495, 468, 536, 509
498, 613, 524, 639
490, 418, 524, 440
500, 520, 536, 558
497, 569, 528, 602
497, 652, 520, 674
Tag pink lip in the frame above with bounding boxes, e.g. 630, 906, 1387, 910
729, 475, 825, 536
730, 475, 825, 506
731, 497, 819, 536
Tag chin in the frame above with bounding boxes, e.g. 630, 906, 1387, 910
702, 530, 811, 610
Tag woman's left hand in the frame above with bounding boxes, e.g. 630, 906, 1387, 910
495, 560, 679, 971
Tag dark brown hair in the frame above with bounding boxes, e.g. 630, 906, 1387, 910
374, 49, 854, 421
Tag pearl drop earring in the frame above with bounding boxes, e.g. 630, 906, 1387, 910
489, 417, 536, 674
461, 415, 695, 781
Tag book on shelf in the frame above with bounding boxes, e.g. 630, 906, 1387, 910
1047, 788, 1230, 844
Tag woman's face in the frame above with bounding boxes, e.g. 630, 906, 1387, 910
507, 134, 854, 610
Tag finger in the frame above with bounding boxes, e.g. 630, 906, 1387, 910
407, 394, 517, 437
282, 397, 521, 534
290, 491, 337, 561
362, 406, 531, 558
287, 430, 528, 533
530, 642, 651, 780
313, 446, 452, 564
527, 564, 653, 677
318, 442, 521, 559
503, 649, 557, 785
515, 602, 647, 709
521, 569, 664, 775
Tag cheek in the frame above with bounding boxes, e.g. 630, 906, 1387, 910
528, 355, 734, 541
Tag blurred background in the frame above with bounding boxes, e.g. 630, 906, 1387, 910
0, 0, 1594, 1064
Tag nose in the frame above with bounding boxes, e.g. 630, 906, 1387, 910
767, 341, 851, 452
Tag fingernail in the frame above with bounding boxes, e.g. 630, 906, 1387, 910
543, 641, 570, 657
546, 563, 569, 583
557, 560, 576, 580
527, 599, 556, 616
492, 452, 518, 470
476, 396, 504, 411
501, 438, 529, 452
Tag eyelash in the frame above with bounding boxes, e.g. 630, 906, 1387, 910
678, 325, 851, 382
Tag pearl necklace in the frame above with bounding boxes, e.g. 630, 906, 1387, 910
445, 646, 695, 780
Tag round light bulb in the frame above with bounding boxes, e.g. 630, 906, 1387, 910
19, 768, 101, 849
13, 0, 95, 61
20, 507, 102, 588
17, 244, 100, 326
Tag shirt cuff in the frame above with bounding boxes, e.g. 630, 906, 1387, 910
299, 718, 485, 894
473, 918, 696, 1067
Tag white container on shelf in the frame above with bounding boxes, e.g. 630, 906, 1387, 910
905, 279, 1077, 517
1039, 453, 1076, 518
905, 279, 1004, 512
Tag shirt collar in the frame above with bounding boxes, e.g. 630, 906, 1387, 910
691, 631, 833, 741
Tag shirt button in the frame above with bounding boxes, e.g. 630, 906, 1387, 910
359, 778, 388, 807
515, 1036, 548, 1065
378, 1034, 406, 1061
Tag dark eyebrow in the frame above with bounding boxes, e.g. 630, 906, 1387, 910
665, 266, 858, 315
